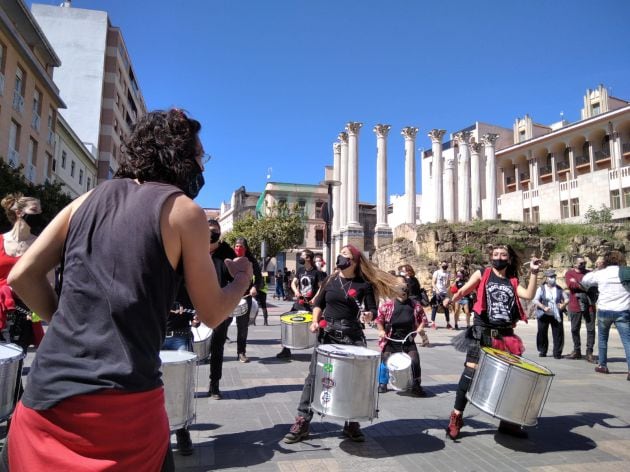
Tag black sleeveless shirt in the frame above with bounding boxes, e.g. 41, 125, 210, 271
23, 179, 183, 409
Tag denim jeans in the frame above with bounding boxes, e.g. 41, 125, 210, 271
597, 309, 630, 370
162, 334, 193, 352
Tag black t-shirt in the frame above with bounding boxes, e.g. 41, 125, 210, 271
296, 266, 326, 302
474, 269, 518, 328
405, 276, 422, 299
390, 299, 415, 335
314, 274, 377, 322
166, 284, 195, 332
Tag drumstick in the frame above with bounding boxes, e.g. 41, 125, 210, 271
383, 331, 417, 344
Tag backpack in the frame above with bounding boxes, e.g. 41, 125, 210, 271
619, 266, 630, 292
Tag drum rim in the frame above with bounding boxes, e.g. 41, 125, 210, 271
280, 313, 313, 323
159, 351, 198, 363
316, 344, 380, 359
386, 352, 412, 369
0, 343, 26, 363
480, 346, 554, 376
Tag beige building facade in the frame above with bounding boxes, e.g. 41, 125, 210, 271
0, 0, 64, 185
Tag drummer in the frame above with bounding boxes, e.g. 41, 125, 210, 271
283, 244, 399, 444
375, 276, 428, 396
445, 244, 541, 440
276, 249, 326, 360
162, 284, 199, 456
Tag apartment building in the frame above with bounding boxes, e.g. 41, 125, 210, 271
0, 0, 64, 184
32, 2, 146, 183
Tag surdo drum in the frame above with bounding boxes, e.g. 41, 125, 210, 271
311, 344, 380, 421
0, 343, 25, 421
159, 350, 197, 430
280, 311, 317, 349
467, 346, 554, 426
386, 352, 412, 391
192, 323, 212, 362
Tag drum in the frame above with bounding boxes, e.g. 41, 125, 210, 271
467, 346, 554, 427
192, 323, 213, 362
0, 343, 25, 421
159, 350, 197, 430
248, 298, 259, 325
280, 311, 317, 349
230, 298, 249, 317
386, 352, 412, 391
311, 344, 380, 421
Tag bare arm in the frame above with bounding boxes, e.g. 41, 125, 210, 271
291, 276, 300, 297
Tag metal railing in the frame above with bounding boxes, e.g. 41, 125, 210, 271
539, 165, 552, 176
594, 150, 610, 160
556, 160, 570, 171
574, 154, 590, 166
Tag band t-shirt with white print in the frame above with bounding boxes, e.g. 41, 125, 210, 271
479, 269, 519, 328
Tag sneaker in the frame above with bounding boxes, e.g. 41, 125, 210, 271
431, 322, 438, 330
498, 420, 528, 439
239, 353, 249, 363
175, 428, 194, 456
283, 416, 310, 444
342, 421, 365, 442
538, 352, 547, 357
595, 365, 609, 374
411, 383, 426, 397
378, 383, 387, 394
585, 353, 597, 364
446, 324, 453, 330
565, 351, 582, 360
276, 347, 292, 359
209, 383, 222, 399
446, 411, 464, 440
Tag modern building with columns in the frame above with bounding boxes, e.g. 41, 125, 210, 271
421, 85, 630, 223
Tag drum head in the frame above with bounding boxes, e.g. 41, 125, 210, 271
159, 350, 197, 364
280, 313, 313, 324
386, 352, 412, 370
230, 299, 249, 317
482, 346, 553, 376
193, 323, 212, 342
0, 343, 25, 363
316, 344, 380, 359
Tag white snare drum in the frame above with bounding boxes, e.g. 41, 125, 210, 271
467, 346, 554, 427
0, 343, 25, 421
386, 352, 412, 391
192, 323, 212, 362
230, 298, 249, 317
311, 344, 380, 421
159, 350, 197, 430
280, 312, 316, 349
248, 298, 259, 325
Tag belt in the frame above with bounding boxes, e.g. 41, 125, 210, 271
482, 327, 514, 339
165, 330, 191, 338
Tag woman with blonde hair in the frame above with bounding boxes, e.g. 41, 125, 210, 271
284, 244, 399, 444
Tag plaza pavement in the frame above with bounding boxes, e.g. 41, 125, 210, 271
2, 298, 629, 471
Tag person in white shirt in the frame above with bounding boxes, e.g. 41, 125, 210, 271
581, 250, 630, 380
431, 261, 453, 329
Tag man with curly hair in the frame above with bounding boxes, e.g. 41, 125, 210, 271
5, 109, 253, 471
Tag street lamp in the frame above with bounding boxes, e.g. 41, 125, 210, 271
320, 179, 341, 272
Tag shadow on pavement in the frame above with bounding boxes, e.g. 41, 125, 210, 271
258, 353, 312, 364
204, 384, 304, 400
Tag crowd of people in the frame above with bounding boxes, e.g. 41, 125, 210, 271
1, 107, 629, 469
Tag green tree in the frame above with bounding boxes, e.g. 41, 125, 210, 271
0, 160, 73, 232
223, 202, 305, 259
583, 204, 612, 224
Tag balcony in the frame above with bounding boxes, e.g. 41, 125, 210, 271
0, 72, 4, 96
574, 154, 590, 167
556, 160, 570, 172
31, 113, 40, 131
623, 142, 630, 156
539, 165, 552, 177
520, 172, 530, 183
12, 91, 24, 113
8, 148, 19, 168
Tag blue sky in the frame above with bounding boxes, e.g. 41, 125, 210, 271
31, 0, 630, 209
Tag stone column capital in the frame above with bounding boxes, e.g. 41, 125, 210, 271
482, 133, 499, 146
428, 129, 446, 143
454, 131, 472, 145
333, 142, 341, 153
346, 122, 363, 136
338, 131, 348, 145
470, 142, 483, 154
401, 126, 419, 140
373, 124, 391, 138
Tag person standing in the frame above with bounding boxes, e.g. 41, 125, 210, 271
565, 255, 597, 363
452, 270, 472, 330
207, 219, 236, 399
5, 109, 252, 471
283, 245, 400, 444
276, 249, 326, 359
445, 245, 541, 440
431, 260, 453, 329
234, 237, 262, 363
376, 276, 428, 396
581, 250, 630, 379
274, 269, 285, 300
533, 270, 567, 359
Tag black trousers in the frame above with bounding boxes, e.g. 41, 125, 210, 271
536, 315, 564, 358
236, 297, 252, 355
568, 310, 596, 354
209, 317, 232, 385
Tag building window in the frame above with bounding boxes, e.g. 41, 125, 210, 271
79, 169, 83, 185
32, 89, 42, 130
52, 158, 57, 172
87, 177, 91, 189
623, 188, 630, 208
298, 200, 306, 216
519, 130, 526, 142
0, 41, 5, 72
560, 200, 570, 219
315, 229, 324, 248
26, 138, 37, 182
70, 160, 76, 177
46, 152, 53, 177
8, 120, 20, 167
592, 102, 600, 115
13, 66, 25, 112
611, 190, 621, 210
315, 201, 324, 219
523, 208, 531, 223
532, 206, 540, 223
570, 198, 580, 217
61, 151, 67, 169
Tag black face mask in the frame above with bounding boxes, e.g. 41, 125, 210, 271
336, 255, 352, 270
210, 231, 221, 244
441, 265, 448, 270
182, 162, 205, 199
22, 213, 45, 235
491, 259, 509, 270
298, 258, 306, 265
577, 263, 586, 271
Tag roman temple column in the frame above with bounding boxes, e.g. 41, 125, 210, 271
470, 141, 482, 219
345, 122, 364, 250
374, 124, 393, 248
455, 131, 471, 222
429, 129, 446, 222
402, 126, 419, 225
482, 133, 499, 219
